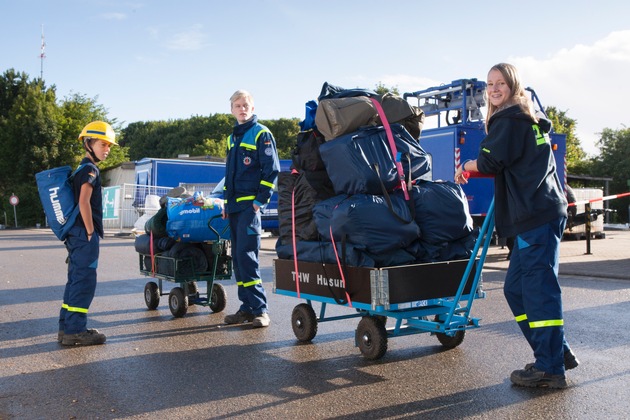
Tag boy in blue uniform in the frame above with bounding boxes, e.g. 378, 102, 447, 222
222, 90, 280, 328
59, 121, 117, 346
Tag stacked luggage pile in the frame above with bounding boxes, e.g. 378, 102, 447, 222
276, 83, 477, 268
134, 190, 231, 277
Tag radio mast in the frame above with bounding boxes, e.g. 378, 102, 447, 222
40, 24, 46, 79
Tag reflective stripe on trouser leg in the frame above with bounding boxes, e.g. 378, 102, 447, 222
230, 207, 267, 314
503, 217, 567, 374
505, 249, 573, 356
61, 226, 99, 334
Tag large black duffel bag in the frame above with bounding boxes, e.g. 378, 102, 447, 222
319, 124, 431, 196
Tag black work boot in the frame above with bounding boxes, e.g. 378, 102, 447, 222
563, 349, 580, 370
61, 329, 106, 346
525, 349, 580, 371
510, 366, 567, 389
224, 310, 255, 325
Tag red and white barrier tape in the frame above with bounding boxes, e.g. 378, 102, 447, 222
568, 192, 630, 207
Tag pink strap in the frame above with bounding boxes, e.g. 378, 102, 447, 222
291, 179, 300, 298
329, 224, 353, 308
369, 97, 410, 201
149, 231, 156, 277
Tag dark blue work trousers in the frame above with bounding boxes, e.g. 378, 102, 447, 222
59, 225, 99, 334
229, 207, 268, 315
504, 216, 569, 375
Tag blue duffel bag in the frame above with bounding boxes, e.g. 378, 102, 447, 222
411, 180, 474, 245
166, 195, 230, 242
312, 193, 420, 255
319, 123, 431, 195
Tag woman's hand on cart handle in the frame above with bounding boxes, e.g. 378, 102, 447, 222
456, 159, 476, 185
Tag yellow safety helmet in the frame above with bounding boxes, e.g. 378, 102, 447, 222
78, 121, 117, 146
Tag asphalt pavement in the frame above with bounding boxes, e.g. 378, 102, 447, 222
1, 227, 629, 419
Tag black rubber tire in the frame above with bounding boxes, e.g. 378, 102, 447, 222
436, 329, 466, 348
291, 303, 318, 342
434, 315, 466, 349
168, 287, 188, 317
209, 283, 227, 313
356, 316, 388, 360
187, 281, 198, 296
374, 315, 387, 327
144, 281, 160, 310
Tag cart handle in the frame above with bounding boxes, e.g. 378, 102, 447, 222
207, 214, 230, 240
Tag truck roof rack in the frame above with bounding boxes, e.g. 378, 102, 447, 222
404, 79, 486, 127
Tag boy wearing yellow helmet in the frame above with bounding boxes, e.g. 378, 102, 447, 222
59, 121, 116, 346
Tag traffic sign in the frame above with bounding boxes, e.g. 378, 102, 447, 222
9, 194, 19, 206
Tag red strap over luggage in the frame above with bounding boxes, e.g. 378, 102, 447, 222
291, 171, 301, 298
369, 97, 410, 201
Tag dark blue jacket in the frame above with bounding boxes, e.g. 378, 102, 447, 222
224, 115, 280, 214
476, 105, 566, 238
72, 157, 103, 237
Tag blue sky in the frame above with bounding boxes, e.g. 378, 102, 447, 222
2, 0, 629, 156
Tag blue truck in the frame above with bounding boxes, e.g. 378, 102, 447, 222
403, 79, 567, 226
134, 157, 226, 191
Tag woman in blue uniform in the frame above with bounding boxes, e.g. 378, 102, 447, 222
455, 63, 578, 388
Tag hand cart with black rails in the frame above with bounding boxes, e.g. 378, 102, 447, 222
139, 216, 232, 318
273, 200, 495, 360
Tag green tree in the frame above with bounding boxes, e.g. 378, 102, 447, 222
374, 82, 400, 96
259, 117, 300, 159
590, 127, 630, 222
546, 106, 586, 168
121, 114, 233, 160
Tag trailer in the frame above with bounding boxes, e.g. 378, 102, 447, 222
138, 222, 232, 318
133, 157, 225, 205
273, 199, 495, 360
403, 79, 566, 226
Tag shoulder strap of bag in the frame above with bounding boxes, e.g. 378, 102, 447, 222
369, 97, 410, 201
373, 163, 414, 224
70, 162, 98, 181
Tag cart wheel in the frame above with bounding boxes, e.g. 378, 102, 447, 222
291, 303, 318, 342
144, 281, 160, 310
374, 315, 387, 326
435, 329, 465, 349
209, 283, 227, 313
434, 315, 466, 349
168, 287, 188, 317
187, 281, 198, 296
356, 316, 388, 360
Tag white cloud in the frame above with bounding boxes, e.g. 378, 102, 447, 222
365, 31, 630, 156
101, 12, 127, 20
164, 24, 208, 51
511, 30, 630, 155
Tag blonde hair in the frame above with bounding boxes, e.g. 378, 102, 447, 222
230, 90, 254, 106
485, 63, 537, 131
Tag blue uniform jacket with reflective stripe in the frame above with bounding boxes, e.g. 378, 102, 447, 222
224, 115, 280, 214
475, 106, 567, 238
